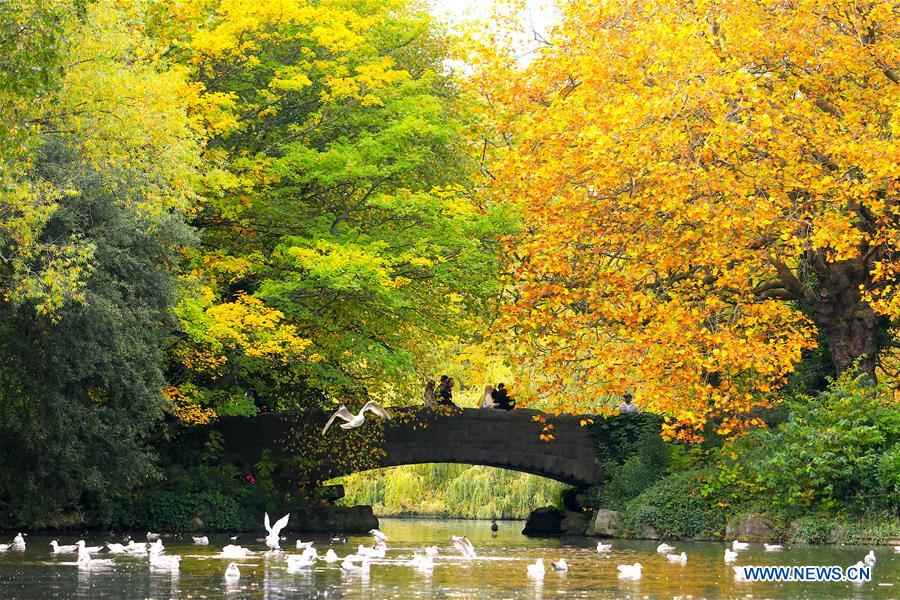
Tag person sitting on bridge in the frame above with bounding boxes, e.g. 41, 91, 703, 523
423, 380, 436, 407
493, 383, 515, 411
437, 375, 457, 407
480, 384, 496, 409
618, 392, 639, 414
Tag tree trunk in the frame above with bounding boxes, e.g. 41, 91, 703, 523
808, 259, 884, 377
815, 301, 882, 376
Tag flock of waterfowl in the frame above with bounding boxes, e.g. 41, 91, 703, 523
0, 515, 481, 583
2, 522, 896, 585
565, 538, 895, 582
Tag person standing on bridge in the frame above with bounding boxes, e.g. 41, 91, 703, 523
618, 393, 639, 414
438, 375, 457, 407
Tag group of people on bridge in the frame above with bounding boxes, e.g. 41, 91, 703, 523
423, 376, 516, 411
422, 376, 640, 415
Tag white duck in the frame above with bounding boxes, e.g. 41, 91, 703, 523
219, 545, 250, 559
77, 549, 114, 569
893, 545, 900, 554
764, 543, 784, 552
370, 528, 388, 543
192, 536, 209, 545
0, 543, 10, 552
124, 542, 148, 556
106, 543, 126, 554
656, 543, 676, 554
77, 540, 103, 554
12, 533, 25, 550
50, 540, 79, 554
146, 532, 162, 541
149, 554, 181, 570
425, 546, 439, 557
733, 565, 747, 581
225, 562, 241, 582
323, 548, 340, 563
596, 542, 612, 553
617, 562, 642, 579
341, 555, 371, 573
724, 549, 739, 562
666, 552, 688, 564
148, 539, 165, 555
526, 558, 545, 578
322, 401, 391, 435
296, 540, 313, 550
409, 553, 434, 570
451, 535, 477, 558
264, 512, 290, 550
732, 540, 749, 550
864, 550, 876, 566
357, 544, 386, 558
551, 558, 568, 571
287, 550, 317, 570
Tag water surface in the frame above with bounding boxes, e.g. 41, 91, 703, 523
0, 517, 896, 598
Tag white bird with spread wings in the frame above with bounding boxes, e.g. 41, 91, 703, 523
264, 512, 290, 550
322, 402, 391, 435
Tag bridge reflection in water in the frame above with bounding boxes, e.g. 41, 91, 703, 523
212, 407, 605, 488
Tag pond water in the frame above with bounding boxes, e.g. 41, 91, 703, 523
0, 517, 896, 598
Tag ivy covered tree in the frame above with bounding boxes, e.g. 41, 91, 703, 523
0, 144, 191, 526
0, 0, 207, 524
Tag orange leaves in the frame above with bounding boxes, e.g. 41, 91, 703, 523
163, 385, 216, 425
468, 0, 897, 436
532, 413, 556, 442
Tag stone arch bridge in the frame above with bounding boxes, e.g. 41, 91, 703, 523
211, 407, 605, 488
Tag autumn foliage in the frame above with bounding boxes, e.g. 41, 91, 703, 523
469, 0, 898, 437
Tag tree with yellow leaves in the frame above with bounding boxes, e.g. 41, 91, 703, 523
156, 0, 514, 416
469, 0, 898, 437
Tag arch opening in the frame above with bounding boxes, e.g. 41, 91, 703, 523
333, 463, 571, 520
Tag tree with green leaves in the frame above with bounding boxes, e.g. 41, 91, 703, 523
0, 0, 92, 314
162, 0, 514, 416
0, 0, 207, 525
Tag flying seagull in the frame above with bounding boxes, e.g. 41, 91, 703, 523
322, 401, 391, 435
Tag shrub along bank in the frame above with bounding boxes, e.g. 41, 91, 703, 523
580, 372, 899, 544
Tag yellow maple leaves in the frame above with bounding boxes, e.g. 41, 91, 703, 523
469, 0, 898, 437
163, 385, 216, 425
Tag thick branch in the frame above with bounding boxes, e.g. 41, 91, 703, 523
769, 259, 815, 303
